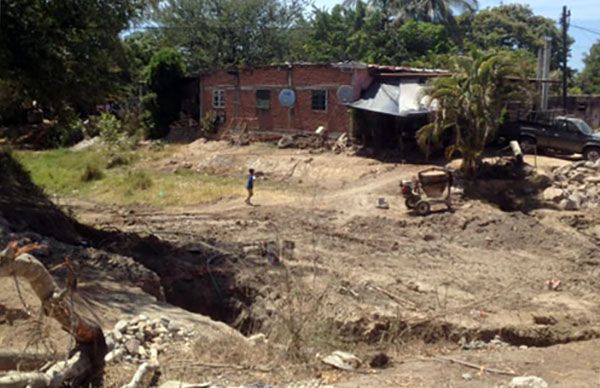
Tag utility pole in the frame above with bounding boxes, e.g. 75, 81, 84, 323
539, 36, 552, 112
560, 5, 571, 112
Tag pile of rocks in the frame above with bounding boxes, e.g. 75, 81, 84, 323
543, 160, 600, 210
105, 315, 194, 364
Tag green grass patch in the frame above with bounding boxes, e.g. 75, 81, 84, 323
14, 148, 250, 206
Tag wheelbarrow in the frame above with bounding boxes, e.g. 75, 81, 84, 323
400, 167, 453, 216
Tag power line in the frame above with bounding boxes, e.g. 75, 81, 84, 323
571, 24, 600, 37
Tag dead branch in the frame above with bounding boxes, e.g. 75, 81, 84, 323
0, 351, 61, 372
0, 244, 107, 387
368, 285, 416, 308
434, 356, 517, 376
169, 360, 272, 373
121, 362, 159, 388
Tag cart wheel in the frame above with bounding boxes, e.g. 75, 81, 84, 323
415, 201, 431, 216
405, 197, 420, 209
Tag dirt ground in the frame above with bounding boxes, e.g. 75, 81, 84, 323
2, 141, 600, 387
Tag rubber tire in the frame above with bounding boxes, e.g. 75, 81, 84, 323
584, 147, 600, 161
415, 201, 431, 216
519, 137, 536, 154
405, 197, 420, 209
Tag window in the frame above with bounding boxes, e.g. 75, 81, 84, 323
212, 89, 225, 109
256, 89, 271, 110
311, 90, 327, 111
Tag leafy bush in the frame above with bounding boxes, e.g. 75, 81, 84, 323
144, 48, 186, 138
128, 171, 153, 190
106, 153, 131, 169
81, 164, 104, 182
47, 107, 85, 148
96, 112, 122, 146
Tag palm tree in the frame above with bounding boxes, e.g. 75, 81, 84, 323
417, 50, 532, 176
344, 0, 477, 29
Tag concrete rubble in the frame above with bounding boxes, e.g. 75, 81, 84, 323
545, 159, 600, 210
509, 375, 549, 388
105, 314, 194, 364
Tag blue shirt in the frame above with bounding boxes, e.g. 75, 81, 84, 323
246, 175, 255, 189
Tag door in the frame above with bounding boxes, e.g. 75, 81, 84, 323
549, 120, 584, 153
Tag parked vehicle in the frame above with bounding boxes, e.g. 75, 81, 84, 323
400, 167, 453, 216
500, 116, 600, 160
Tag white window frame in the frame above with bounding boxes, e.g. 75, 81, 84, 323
311, 89, 328, 112
212, 89, 225, 109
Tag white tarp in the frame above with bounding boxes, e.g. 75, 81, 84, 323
349, 79, 434, 117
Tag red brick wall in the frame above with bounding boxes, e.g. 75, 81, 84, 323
200, 65, 355, 134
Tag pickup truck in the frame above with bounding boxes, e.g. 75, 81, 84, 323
501, 116, 600, 161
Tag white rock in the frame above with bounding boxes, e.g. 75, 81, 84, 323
247, 333, 267, 346
322, 351, 362, 371
509, 376, 549, 388
114, 320, 128, 333
105, 348, 125, 363
542, 187, 564, 202
462, 372, 473, 381
113, 329, 123, 342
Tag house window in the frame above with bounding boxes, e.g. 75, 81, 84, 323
212, 89, 225, 109
256, 89, 271, 110
312, 90, 327, 111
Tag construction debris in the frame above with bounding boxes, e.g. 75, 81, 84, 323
105, 315, 194, 364
546, 160, 600, 210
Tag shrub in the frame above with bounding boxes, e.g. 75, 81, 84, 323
106, 153, 131, 169
128, 171, 153, 190
144, 48, 186, 138
81, 164, 104, 182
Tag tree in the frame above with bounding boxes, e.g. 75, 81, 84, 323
304, 2, 453, 64
152, 0, 308, 72
145, 48, 187, 138
0, 0, 151, 118
390, 0, 477, 27
470, 4, 571, 71
578, 40, 600, 95
417, 50, 533, 176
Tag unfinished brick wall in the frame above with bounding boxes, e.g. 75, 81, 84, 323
200, 65, 356, 135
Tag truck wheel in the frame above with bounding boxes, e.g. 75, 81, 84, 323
519, 137, 536, 154
584, 147, 600, 161
415, 201, 431, 216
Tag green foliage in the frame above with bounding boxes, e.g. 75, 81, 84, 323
417, 50, 533, 176
469, 4, 571, 71
145, 48, 187, 138
46, 108, 86, 148
97, 113, 123, 147
81, 164, 105, 182
128, 171, 153, 191
578, 41, 600, 95
0, 0, 150, 117
304, 3, 454, 64
153, 0, 309, 72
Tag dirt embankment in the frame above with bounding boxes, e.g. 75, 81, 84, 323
3, 144, 600, 387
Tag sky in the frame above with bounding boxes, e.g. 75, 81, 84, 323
312, 0, 600, 70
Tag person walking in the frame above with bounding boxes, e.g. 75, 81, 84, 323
245, 168, 256, 205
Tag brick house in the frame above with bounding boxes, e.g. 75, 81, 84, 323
199, 63, 448, 143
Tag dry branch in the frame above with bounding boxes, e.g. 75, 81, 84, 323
0, 243, 107, 387
121, 362, 159, 388
0, 351, 61, 372
434, 356, 517, 376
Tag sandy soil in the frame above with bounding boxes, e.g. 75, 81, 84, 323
3, 141, 600, 387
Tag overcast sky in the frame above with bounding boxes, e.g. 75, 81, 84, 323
312, 0, 600, 70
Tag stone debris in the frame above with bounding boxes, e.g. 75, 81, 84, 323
376, 197, 390, 209
460, 335, 509, 350
509, 376, 549, 388
546, 159, 600, 210
160, 383, 276, 388
104, 315, 194, 364
322, 351, 362, 371
462, 373, 473, 381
